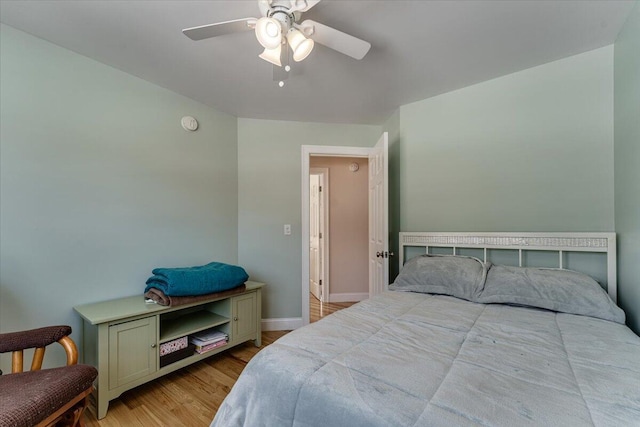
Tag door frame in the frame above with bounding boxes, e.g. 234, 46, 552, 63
309, 167, 330, 303
301, 145, 371, 325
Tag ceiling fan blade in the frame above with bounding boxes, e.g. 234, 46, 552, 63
300, 20, 371, 60
183, 18, 256, 41
294, 0, 321, 12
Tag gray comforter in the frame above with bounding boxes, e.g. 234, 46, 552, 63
212, 291, 640, 426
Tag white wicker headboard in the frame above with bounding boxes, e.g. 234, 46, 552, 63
399, 232, 617, 302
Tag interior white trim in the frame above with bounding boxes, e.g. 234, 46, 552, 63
302, 145, 371, 326
261, 317, 304, 331
399, 232, 617, 302
329, 292, 369, 303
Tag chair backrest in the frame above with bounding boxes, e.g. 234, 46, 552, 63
0, 325, 78, 373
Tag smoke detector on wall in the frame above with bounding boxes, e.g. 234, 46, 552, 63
181, 116, 199, 132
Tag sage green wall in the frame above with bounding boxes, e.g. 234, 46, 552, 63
614, 2, 640, 334
237, 119, 381, 319
399, 46, 615, 233
0, 25, 239, 370
382, 109, 401, 281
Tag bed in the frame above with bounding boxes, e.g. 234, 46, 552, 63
211, 232, 640, 426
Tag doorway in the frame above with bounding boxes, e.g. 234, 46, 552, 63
309, 158, 369, 321
301, 135, 388, 326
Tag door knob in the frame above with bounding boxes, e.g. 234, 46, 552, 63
151, 343, 157, 348
376, 251, 383, 258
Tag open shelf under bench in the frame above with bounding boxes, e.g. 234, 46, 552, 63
160, 310, 229, 343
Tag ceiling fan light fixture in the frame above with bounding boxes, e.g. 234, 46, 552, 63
287, 28, 314, 62
259, 44, 282, 67
255, 17, 282, 49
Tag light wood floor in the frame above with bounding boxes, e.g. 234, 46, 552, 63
84, 331, 288, 427
85, 297, 356, 426
309, 293, 356, 323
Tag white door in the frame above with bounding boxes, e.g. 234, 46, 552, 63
368, 133, 389, 296
309, 174, 322, 301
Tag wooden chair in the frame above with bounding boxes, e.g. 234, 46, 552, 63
0, 325, 98, 427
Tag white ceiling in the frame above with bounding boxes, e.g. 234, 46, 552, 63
0, 0, 635, 124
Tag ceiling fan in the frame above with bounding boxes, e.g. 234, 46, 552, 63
182, 0, 371, 69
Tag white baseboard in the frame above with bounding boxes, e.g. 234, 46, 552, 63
261, 317, 303, 331
329, 292, 369, 303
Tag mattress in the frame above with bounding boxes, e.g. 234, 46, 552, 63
211, 291, 640, 426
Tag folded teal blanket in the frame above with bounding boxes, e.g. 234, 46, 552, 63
144, 262, 249, 297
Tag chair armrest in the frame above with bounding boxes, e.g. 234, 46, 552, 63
0, 325, 72, 353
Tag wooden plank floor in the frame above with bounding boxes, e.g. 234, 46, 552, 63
309, 293, 356, 323
84, 331, 288, 427
85, 296, 356, 426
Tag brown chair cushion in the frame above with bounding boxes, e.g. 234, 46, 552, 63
0, 364, 97, 427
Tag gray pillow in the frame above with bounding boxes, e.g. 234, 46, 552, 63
477, 265, 625, 324
390, 254, 490, 301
